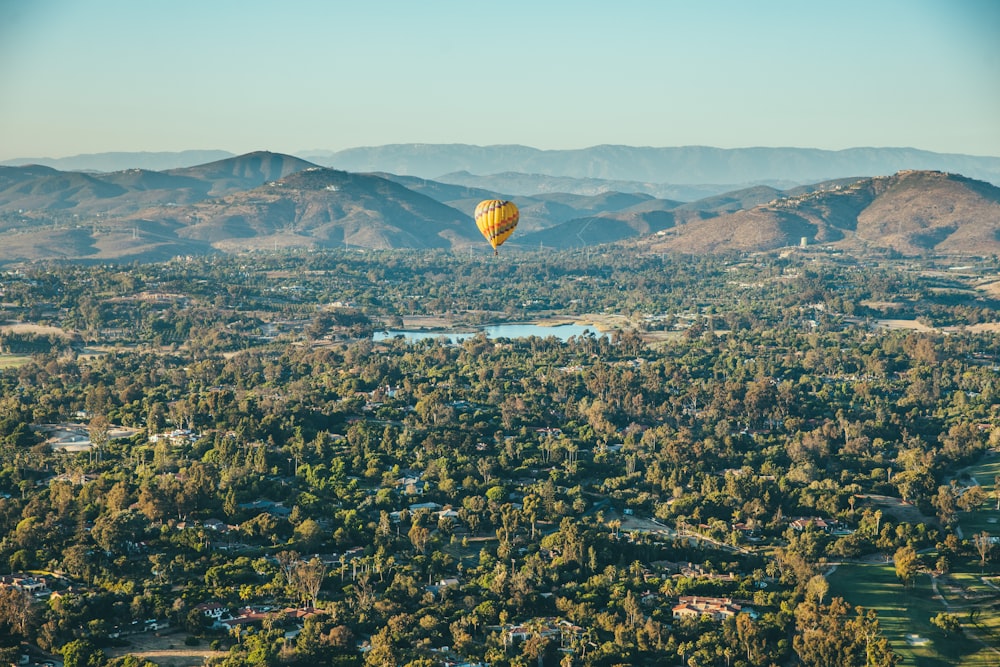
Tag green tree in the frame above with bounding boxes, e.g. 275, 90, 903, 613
930, 612, 962, 636
294, 518, 324, 551
62, 639, 106, 667
893, 545, 919, 588
794, 598, 898, 667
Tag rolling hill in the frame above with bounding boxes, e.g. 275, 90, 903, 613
631, 170, 1000, 256
149, 167, 481, 251
0, 150, 997, 262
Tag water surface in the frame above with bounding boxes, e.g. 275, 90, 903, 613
374, 322, 605, 343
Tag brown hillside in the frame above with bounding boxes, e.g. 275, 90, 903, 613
852, 171, 1000, 255
635, 171, 1000, 256
153, 167, 479, 251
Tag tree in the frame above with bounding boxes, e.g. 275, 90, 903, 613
794, 597, 898, 667
408, 522, 431, 555
930, 612, 962, 636
276, 550, 301, 588
522, 629, 553, 667
623, 590, 643, 627
62, 639, 106, 667
805, 574, 830, 605
957, 485, 986, 513
893, 545, 918, 588
91, 509, 144, 557
294, 556, 328, 609
973, 531, 993, 571
0, 587, 38, 638
364, 626, 397, 667
294, 518, 324, 551
88, 414, 110, 464
735, 613, 759, 663
933, 485, 957, 528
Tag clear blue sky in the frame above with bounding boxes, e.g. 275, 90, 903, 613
1, 0, 998, 160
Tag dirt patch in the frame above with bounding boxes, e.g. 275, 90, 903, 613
401, 316, 457, 329
977, 280, 1000, 298
540, 313, 633, 333
964, 322, 1000, 333
0, 322, 75, 337
105, 631, 226, 667
861, 494, 936, 525
873, 319, 934, 331
618, 513, 674, 536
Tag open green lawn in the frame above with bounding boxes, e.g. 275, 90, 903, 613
957, 452, 1000, 536
828, 563, 1000, 666
960, 453, 1000, 488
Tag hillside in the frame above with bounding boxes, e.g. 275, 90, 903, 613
152, 167, 479, 251
0, 152, 320, 218
635, 171, 1000, 256
164, 151, 318, 195
352, 174, 673, 234
433, 170, 729, 201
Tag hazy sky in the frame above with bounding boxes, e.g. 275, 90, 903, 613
1, 0, 998, 160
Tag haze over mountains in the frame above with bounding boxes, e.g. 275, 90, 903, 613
6, 144, 1000, 192
0, 146, 998, 262
306, 144, 1000, 192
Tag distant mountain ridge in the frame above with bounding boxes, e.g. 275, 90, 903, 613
303, 144, 1000, 188
6, 144, 1000, 191
1, 150, 234, 172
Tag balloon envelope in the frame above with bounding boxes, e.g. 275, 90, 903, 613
474, 200, 519, 250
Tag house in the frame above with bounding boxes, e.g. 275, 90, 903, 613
194, 602, 229, 620
202, 518, 229, 532
219, 607, 268, 629
425, 577, 460, 598
501, 617, 582, 644
283, 606, 325, 621
409, 501, 442, 513
438, 506, 461, 521
672, 596, 742, 621
0, 574, 50, 596
47, 472, 99, 486
148, 428, 199, 445
396, 475, 427, 496
237, 499, 292, 518
788, 516, 842, 533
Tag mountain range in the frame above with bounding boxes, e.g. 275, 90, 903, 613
0, 150, 998, 262
6, 144, 1000, 193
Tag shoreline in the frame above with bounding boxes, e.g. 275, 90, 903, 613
397, 314, 629, 334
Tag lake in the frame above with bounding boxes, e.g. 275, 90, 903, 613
373, 322, 606, 343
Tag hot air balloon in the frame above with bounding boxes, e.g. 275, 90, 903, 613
474, 199, 519, 255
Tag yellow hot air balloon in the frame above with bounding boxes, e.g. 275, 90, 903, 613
474, 199, 519, 254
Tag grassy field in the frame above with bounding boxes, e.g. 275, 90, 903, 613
105, 630, 226, 667
828, 563, 1000, 666
957, 452, 1000, 536
0, 354, 31, 368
